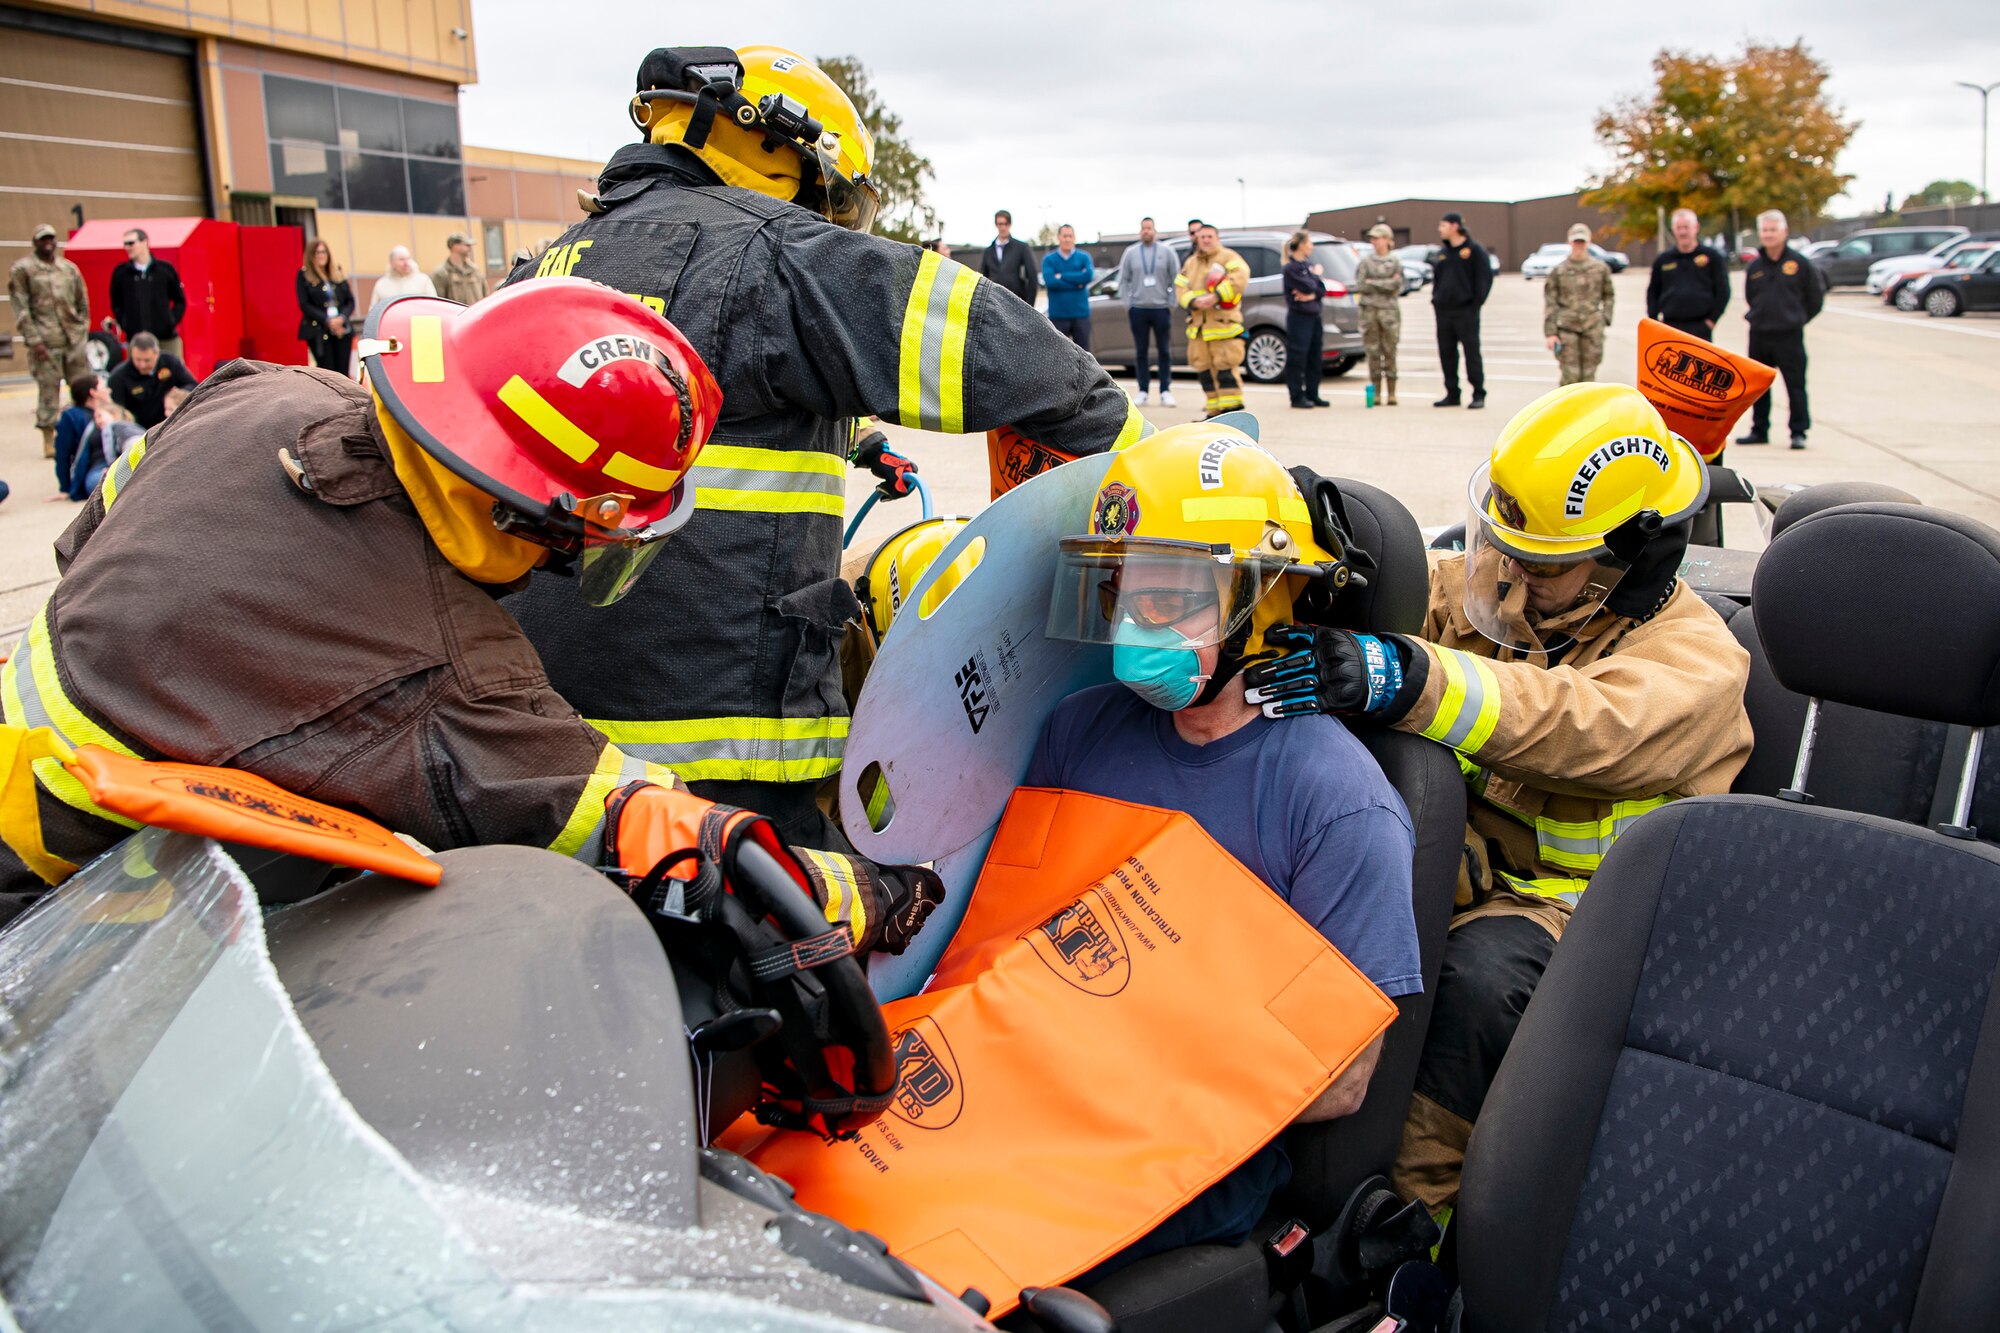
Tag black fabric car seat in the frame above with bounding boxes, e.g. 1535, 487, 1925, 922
1069, 480, 1464, 1333
1454, 502, 2000, 1332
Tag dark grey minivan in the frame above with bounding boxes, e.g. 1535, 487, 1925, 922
1814, 225, 1967, 287
1085, 229, 1366, 383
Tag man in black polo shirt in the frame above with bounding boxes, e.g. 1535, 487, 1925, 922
1645, 207, 1730, 340
107, 332, 197, 430
1431, 211, 1492, 409
1736, 209, 1824, 450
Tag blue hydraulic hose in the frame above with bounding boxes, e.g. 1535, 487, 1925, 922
843, 472, 933, 548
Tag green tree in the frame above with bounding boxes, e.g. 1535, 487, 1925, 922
1584, 42, 1857, 246
816, 54, 938, 244
1903, 179, 1979, 208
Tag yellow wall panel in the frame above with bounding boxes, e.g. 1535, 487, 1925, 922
305, 0, 345, 43
21, 0, 476, 81
343, 0, 376, 52
374, 0, 408, 63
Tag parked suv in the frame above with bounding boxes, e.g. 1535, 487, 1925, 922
1085, 229, 1364, 383
1814, 225, 1967, 287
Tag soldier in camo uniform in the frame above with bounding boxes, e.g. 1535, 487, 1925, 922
1355, 224, 1405, 405
1543, 223, 1616, 385
8, 224, 90, 458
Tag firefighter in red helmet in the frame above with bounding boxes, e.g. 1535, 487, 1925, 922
0, 278, 941, 959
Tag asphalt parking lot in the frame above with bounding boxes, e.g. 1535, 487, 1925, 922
3, 269, 1997, 632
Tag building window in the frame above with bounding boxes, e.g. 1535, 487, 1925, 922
262, 74, 464, 217
482, 221, 505, 274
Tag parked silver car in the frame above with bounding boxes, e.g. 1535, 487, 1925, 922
1085, 229, 1365, 383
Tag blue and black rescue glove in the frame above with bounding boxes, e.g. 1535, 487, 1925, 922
1243, 624, 1421, 720
851, 428, 918, 500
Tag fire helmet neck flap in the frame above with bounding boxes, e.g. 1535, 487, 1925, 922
360, 277, 722, 605
1464, 382, 1708, 654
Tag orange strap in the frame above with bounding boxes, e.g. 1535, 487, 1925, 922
63, 743, 440, 885
986, 425, 1080, 500
727, 788, 1397, 1316
1636, 317, 1777, 461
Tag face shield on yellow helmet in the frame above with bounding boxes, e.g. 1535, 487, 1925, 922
1046, 423, 1332, 666
1463, 383, 1709, 654
630, 45, 880, 233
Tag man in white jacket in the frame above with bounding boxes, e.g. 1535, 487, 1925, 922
368, 246, 437, 311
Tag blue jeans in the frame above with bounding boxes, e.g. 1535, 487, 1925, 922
1129, 306, 1173, 393
1051, 315, 1091, 351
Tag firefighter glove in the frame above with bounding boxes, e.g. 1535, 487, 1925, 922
852, 428, 918, 500
1243, 624, 1415, 719
796, 849, 944, 955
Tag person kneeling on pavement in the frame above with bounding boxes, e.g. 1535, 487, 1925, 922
0, 279, 940, 969
1034, 423, 1423, 1270
1243, 383, 1752, 1219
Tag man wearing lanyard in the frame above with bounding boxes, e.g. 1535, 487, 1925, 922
1117, 217, 1178, 407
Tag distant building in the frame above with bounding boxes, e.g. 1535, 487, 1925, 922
1, 0, 599, 346
1306, 194, 1657, 270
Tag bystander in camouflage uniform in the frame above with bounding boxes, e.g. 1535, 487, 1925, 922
8, 224, 90, 456
1544, 223, 1616, 385
1355, 224, 1404, 404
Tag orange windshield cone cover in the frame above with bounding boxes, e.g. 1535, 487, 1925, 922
1636, 318, 1777, 461
65, 745, 440, 885
729, 788, 1395, 1316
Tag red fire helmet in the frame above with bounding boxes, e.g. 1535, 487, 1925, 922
361, 278, 721, 601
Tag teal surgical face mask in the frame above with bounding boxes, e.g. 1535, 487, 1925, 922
1112, 623, 1209, 712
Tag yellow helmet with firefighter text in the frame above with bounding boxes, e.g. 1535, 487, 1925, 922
857, 516, 974, 642
1475, 382, 1708, 562
630, 46, 879, 233
1046, 421, 1333, 657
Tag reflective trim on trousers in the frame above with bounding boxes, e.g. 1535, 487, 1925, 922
1, 604, 141, 829
898, 250, 980, 433
547, 742, 673, 864
688, 444, 846, 517
1417, 647, 1501, 756
1531, 795, 1676, 874
585, 714, 850, 785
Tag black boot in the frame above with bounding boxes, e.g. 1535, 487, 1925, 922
1468, 391, 1487, 410
1433, 394, 1461, 408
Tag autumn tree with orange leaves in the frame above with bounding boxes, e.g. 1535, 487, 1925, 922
1584, 43, 1857, 247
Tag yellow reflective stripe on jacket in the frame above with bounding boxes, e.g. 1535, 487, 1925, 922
547, 742, 672, 863
687, 444, 846, 518
1417, 647, 1501, 755
799, 847, 867, 947
1, 606, 141, 830
898, 250, 980, 433
1494, 868, 1588, 907
1113, 400, 1151, 450
99, 435, 148, 509
585, 714, 849, 785
1531, 795, 1675, 873
1215, 280, 1239, 305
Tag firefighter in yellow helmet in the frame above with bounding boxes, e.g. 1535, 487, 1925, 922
1243, 383, 1753, 1215
502, 45, 1149, 861
1035, 420, 1423, 1262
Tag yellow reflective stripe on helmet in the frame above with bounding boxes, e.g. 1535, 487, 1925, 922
498, 374, 598, 463
409, 315, 445, 383
99, 436, 148, 510
1182, 496, 1269, 523
1531, 795, 1675, 873
897, 251, 979, 433
585, 714, 849, 785
687, 444, 846, 516
548, 742, 665, 863
1416, 647, 1501, 756
1, 607, 141, 830
604, 451, 679, 491
1494, 868, 1587, 906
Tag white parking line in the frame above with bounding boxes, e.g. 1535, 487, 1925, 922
1822, 305, 2000, 341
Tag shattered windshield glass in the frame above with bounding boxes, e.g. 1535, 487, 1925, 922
0, 832, 956, 1332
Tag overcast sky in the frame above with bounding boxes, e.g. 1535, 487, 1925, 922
460, 0, 2000, 242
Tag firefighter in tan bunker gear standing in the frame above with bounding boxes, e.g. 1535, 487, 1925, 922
1175, 224, 1252, 417
500, 46, 1148, 860
1243, 382, 1753, 1214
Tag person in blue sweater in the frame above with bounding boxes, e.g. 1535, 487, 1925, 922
1042, 224, 1095, 350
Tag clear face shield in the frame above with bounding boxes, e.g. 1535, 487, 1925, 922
495, 480, 695, 608
807, 141, 880, 234
1462, 463, 1633, 655
1045, 537, 1290, 652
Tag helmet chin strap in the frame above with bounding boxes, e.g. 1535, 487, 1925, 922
1190, 623, 1256, 708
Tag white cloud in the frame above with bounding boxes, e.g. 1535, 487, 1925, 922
458, 0, 2000, 239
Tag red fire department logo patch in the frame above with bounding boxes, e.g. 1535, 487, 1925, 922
1094, 481, 1140, 536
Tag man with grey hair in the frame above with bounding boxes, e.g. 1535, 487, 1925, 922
367, 244, 437, 312
1736, 209, 1823, 449
1645, 207, 1729, 339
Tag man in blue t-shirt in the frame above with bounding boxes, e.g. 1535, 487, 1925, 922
1034, 422, 1422, 1271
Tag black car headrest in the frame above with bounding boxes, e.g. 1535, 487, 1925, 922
1771, 481, 1918, 538
1287, 469, 1428, 636
1753, 502, 2000, 727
